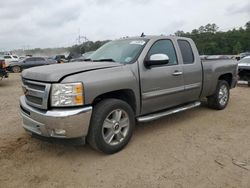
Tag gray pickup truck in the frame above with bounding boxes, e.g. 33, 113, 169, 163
20, 36, 237, 154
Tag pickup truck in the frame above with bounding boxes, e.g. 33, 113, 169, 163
20, 36, 237, 154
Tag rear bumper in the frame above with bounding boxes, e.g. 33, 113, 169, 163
20, 96, 92, 138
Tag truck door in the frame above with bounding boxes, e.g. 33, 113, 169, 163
177, 39, 202, 102
139, 39, 185, 115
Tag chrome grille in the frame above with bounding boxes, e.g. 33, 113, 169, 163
22, 79, 51, 110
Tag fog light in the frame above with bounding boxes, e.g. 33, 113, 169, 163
54, 129, 66, 136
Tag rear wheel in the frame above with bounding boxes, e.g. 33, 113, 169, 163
207, 80, 230, 110
12, 66, 21, 73
87, 99, 135, 154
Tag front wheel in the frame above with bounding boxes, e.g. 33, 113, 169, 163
207, 80, 230, 110
12, 66, 21, 73
87, 99, 135, 154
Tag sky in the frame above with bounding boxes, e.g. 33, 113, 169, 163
0, 0, 249, 50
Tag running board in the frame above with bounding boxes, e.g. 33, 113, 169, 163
137, 101, 201, 122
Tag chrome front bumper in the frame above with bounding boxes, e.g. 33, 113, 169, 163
20, 96, 92, 138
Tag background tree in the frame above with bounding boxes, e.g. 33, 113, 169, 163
175, 21, 250, 55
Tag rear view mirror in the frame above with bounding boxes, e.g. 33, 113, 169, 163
144, 54, 169, 68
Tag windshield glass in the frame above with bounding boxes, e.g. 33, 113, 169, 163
89, 39, 148, 63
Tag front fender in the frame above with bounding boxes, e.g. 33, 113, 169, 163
62, 65, 140, 115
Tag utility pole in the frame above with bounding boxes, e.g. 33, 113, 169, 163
76, 28, 88, 45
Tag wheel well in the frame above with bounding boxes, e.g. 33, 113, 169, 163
92, 89, 137, 113
218, 73, 233, 87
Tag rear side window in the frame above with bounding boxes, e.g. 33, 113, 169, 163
148, 39, 178, 65
35, 57, 45, 61
4, 56, 11, 59
26, 58, 36, 61
178, 40, 194, 64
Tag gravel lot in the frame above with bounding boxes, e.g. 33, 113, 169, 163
0, 74, 249, 188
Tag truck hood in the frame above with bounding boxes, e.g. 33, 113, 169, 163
22, 61, 122, 82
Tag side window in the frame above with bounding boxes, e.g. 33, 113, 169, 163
148, 40, 178, 65
35, 57, 44, 61
178, 40, 194, 64
26, 58, 35, 62
4, 56, 11, 59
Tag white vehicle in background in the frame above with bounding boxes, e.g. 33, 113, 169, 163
2, 55, 19, 67
238, 56, 250, 86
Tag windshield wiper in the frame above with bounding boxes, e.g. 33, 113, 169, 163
83, 58, 92, 61
93, 58, 116, 62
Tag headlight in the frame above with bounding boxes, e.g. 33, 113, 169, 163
51, 82, 84, 107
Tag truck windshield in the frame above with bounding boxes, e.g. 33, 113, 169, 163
88, 39, 148, 64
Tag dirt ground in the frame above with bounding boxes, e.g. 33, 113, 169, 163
0, 73, 249, 188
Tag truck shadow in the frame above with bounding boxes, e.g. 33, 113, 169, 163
134, 102, 209, 135
1, 102, 213, 160
20, 102, 211, 157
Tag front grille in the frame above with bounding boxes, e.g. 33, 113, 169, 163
26, 95, 43, 105
22, 79, 51, 109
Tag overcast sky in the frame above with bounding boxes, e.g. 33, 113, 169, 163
0, 0, 249, 50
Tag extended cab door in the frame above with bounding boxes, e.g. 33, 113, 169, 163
139, 39, 185, 115
177, 39, 202, 102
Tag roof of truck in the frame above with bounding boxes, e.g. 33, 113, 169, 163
119, 35, 191, 41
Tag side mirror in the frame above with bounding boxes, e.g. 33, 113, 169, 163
144, 54, 169, 68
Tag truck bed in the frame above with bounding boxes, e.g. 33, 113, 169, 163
201, 59, 237, 98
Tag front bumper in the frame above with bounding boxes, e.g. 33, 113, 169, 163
20, 96, 92, 138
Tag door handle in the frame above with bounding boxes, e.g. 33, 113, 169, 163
172, 71, 183, 76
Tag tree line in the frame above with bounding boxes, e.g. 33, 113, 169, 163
175, 21, 250, 55
71, 21, 250, 56
14, 21, 250, 57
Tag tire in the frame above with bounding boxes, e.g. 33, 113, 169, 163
207, 80, 230, 110
248, 80, 250, 87
87, 99, 135, 154
12, 66, 21, 73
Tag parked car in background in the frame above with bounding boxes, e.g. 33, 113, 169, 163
1, 55, 19, 67
69, 51, 95, 62
235, 52, 250, 61
19, 56, 26, 60
0, 58, 8, 80
200, 55, 208, 60
238, 56, 250, 86
52, 55, 68, 63
8, 57, 57, 73
239, 52, 250, 59
69, 57, 86, 62
205, 55, 230, 60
